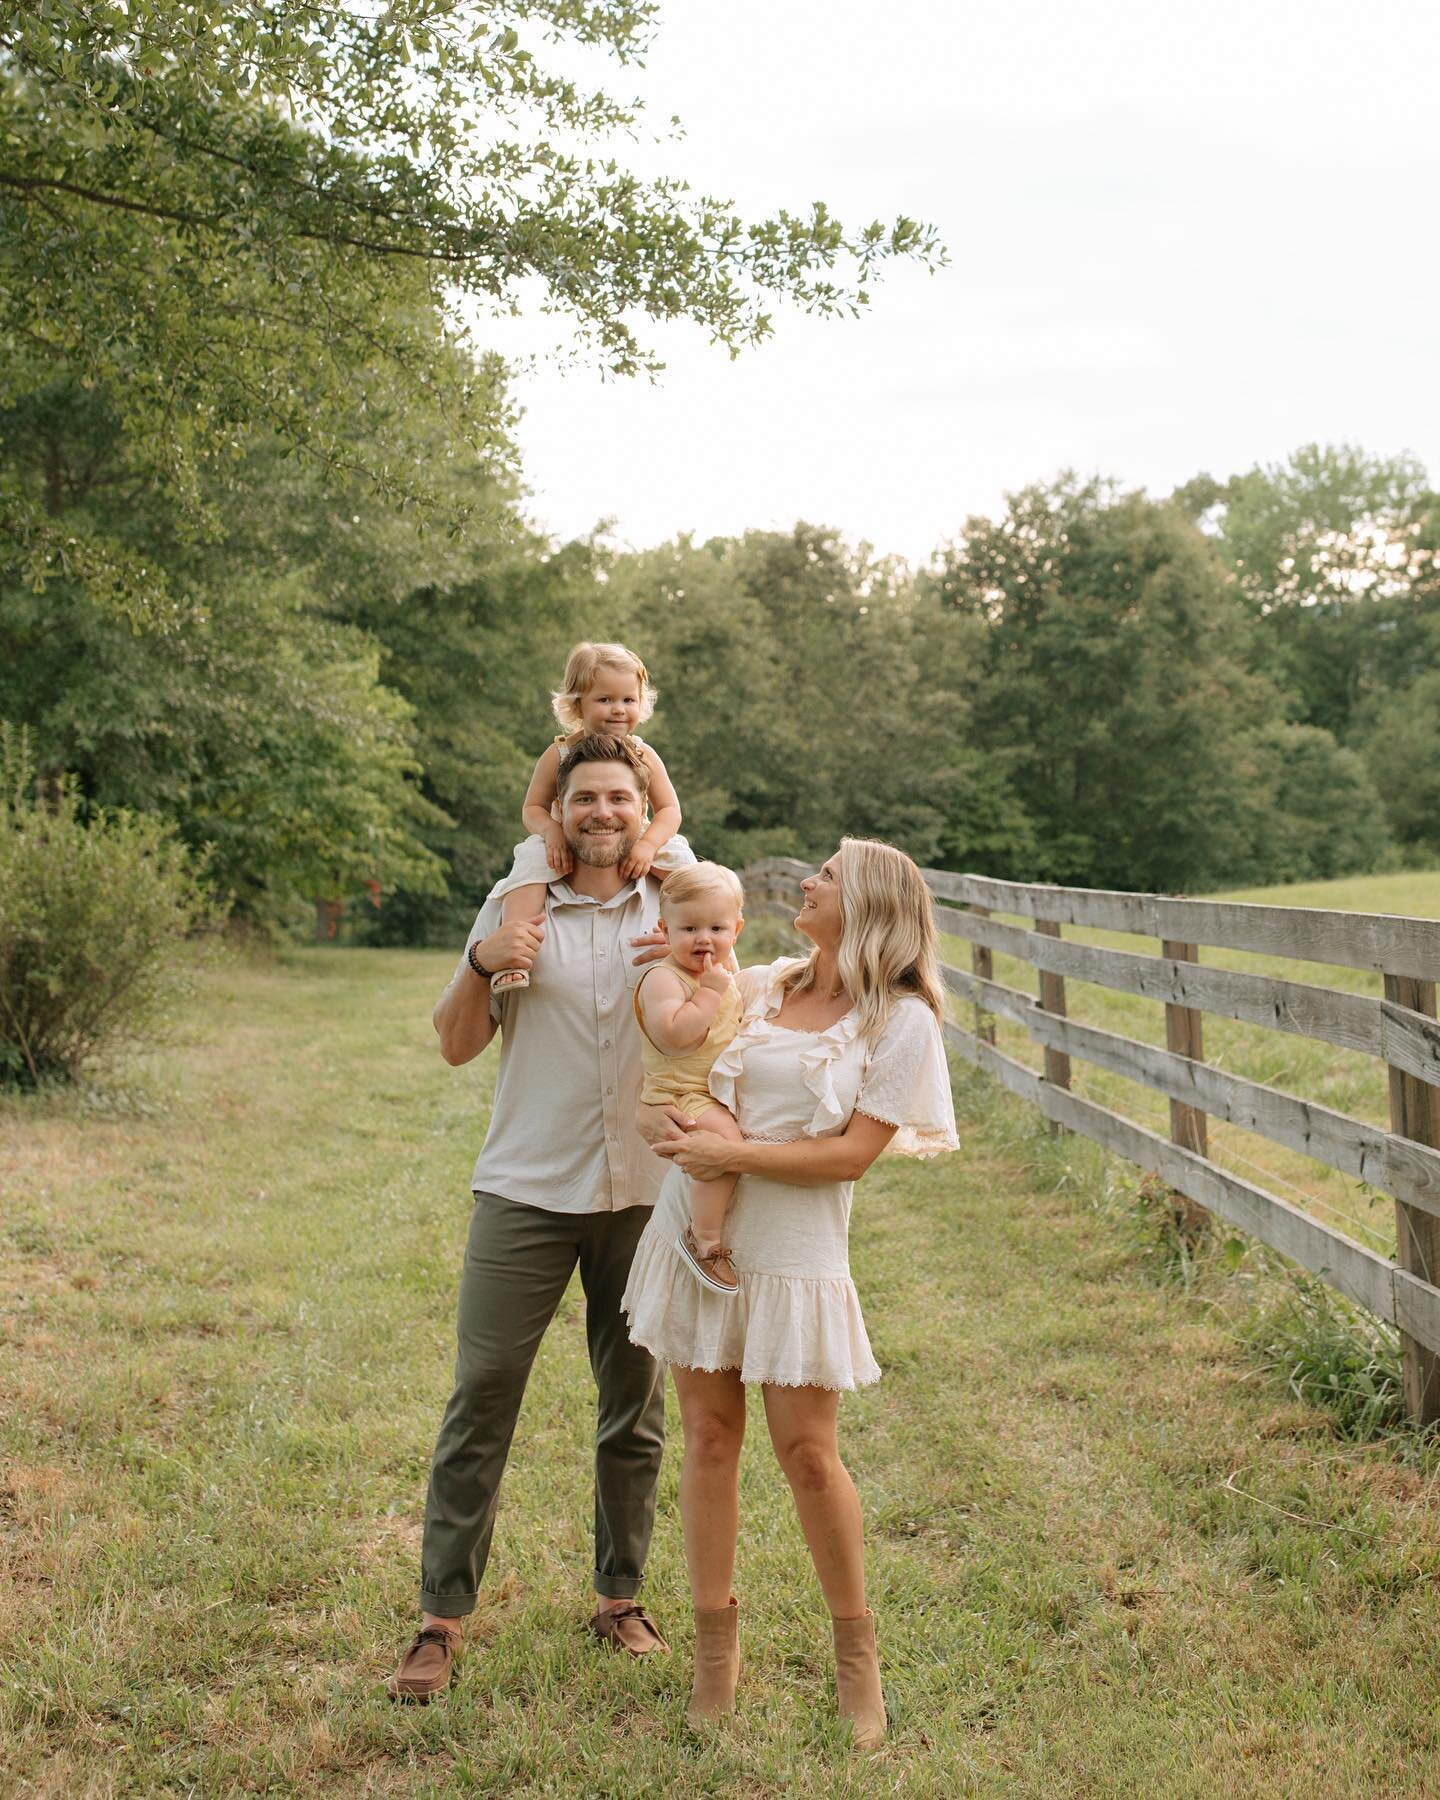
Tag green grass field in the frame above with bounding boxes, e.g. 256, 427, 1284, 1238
5, 893, 1440, 1796
938, 870, 1440, 1260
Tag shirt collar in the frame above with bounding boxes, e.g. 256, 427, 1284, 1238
549, 877, 643, 911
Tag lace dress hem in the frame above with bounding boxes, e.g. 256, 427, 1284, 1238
621, 1232, 881, 1392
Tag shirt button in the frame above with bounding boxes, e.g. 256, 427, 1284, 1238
598, 950, 606, 958
603, 1039, 612, 1048
606, 1085, 614, 1095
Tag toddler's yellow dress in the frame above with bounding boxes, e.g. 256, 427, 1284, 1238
634, 958, 742, 1121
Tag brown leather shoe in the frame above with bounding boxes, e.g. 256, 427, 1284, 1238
386, 1624, 461, 1702
677, 1228, 739, 1295
587, 1602, 670, 1656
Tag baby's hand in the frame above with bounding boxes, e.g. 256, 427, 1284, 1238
544, 823, 573, 876
620, 837, 657, 881
696, 951, 733, 996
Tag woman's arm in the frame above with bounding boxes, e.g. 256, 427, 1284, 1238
653, 1110, 898, 1186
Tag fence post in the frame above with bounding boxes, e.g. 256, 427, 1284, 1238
1384, 973, 1440, 1426
1034, 919, 1070, 1135
970, 905, 996, 1045
1162, 939, 1209, 1240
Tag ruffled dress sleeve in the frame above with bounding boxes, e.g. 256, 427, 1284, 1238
856, 999, 959, 1159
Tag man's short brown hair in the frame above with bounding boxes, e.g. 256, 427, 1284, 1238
555, 734, 651, 802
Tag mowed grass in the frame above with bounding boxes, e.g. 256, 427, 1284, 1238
6, 942, 1440, 1794
939, 869, 1440, 1258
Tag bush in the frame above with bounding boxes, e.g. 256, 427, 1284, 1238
1241, 1275, 1405, 1441
0, 725, 216, 1086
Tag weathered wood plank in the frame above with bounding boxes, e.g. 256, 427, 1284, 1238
941, 965, 1038, 1031
1035, 920, 1072, 1099
943, 1020, 1044, 1106
939, 914, 1440, 1089
941, 961, 1440, 1220
1035, 1084, 1419, 1334
1394, 1269, 1440, 1361
1162, 940, 1208, 1161
971, 906, 996, 1047
1387, 975, 1440, 1423
921, 869, 1440, 981
944, 1017, 1440, 1354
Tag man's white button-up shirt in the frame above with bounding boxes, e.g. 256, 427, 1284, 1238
453, 872, 679, 1213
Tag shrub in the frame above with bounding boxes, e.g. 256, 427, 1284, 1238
1241, 1275, 1405, 1441
0, 725, 216, 1086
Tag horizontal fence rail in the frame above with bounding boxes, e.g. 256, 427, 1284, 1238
741, 856, 1440, 1422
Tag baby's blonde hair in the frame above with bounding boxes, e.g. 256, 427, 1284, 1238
551, 641, 657, 734
659, 861, 745, 920
783, 838, 945, 1043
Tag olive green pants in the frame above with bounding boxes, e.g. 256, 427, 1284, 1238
419, 1191, 665, 1617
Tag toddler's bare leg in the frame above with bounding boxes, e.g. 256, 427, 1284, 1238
493, 882, 548, 992
688, 1104, 744, 1248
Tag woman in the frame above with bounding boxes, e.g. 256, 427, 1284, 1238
621, 838, 957, 1749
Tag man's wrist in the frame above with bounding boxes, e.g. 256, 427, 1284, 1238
467, 941, 494, 981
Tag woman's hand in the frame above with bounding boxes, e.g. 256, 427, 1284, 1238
652, 1129, 738, 1182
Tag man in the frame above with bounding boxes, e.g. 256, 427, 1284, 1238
388, 733, 693, 1702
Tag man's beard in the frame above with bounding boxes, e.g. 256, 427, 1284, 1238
569, 822, 637, 869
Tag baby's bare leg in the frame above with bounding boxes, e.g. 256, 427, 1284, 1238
501, 882, 548, 927
493, 882, 548, 991
688, 1103, 745, 1248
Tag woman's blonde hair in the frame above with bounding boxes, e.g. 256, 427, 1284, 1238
551, 641, 657, 734
783, 838, 945, 1043
659, 861, 745, 919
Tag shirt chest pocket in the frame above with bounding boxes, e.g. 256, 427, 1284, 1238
621, 947, 656, 994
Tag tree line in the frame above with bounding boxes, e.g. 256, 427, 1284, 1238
4, 5, 1437, 953
7, 355, 1436, 945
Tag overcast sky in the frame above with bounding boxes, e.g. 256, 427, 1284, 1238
475, 0, 1440, 566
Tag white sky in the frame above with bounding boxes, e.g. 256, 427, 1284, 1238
475, 0, 1440, 566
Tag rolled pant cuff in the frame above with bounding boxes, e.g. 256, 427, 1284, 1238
419, 1590, 477, 1619
594, 1572, 643, 1600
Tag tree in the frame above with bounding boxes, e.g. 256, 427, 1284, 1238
925, 478, 1278, 891
1356, 670, 1440, 864
598, 525, 964, 870
1, 3, 941, 619
1228, 723, 1392, 887
0, 367, 468, 918
1176, 445, 1439, 738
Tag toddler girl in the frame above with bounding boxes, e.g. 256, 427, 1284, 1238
634, 863, 747, 1295
490, 640, 689, 992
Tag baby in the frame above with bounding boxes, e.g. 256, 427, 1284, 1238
490, 640, 690, 992
634, 863, 748, 1295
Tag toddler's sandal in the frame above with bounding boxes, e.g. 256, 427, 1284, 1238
490, 968, 530, 994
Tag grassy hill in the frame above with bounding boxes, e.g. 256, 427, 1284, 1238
4, 890, 1440, 1794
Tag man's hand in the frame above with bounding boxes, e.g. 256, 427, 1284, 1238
636, 1103, 693, 1149
544, 823, 573, 876
629, 926, 670, 968
620, 837, 657, 882
696, 950, 733, 997
480, 913, 546, 976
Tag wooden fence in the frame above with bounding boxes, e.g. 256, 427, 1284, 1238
741, 857, 1440, 1425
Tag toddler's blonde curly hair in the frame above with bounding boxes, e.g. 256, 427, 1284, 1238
551, 641, 657, 734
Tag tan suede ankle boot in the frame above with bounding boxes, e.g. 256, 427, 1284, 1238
685, 1597, 739, 1727
832, 1609, 886, 1749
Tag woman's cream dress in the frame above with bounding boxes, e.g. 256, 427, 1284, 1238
622, 957, 958, 1391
